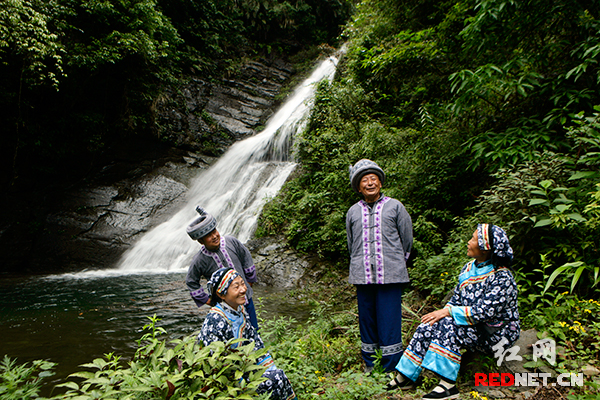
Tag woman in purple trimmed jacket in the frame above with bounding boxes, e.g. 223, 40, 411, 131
346, 159, 413, 373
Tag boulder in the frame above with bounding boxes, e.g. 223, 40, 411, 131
247, 235, 311, 288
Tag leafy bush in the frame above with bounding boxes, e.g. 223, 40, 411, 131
473, 109, 600, 300
259, 301, 392, 399
521, 294, 600, 379
56, 315, 270, 400
0, 355, 55, 400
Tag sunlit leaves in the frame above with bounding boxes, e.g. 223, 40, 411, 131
0, 355, 56, 400
0, 0, 66, 88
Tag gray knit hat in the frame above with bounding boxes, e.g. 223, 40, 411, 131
349, 159, 385, 193
186, 206, 217, 240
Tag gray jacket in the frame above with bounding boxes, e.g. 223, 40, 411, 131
185, 236, 257, 306
346, 195, 413, 285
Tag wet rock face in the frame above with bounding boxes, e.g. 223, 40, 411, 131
1, 59, 294, 275
247, 235, 312, 289
38, 163, 201, 272
155, 59, 293, 154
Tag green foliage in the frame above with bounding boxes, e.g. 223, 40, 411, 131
0, 0, 66, 88
407, 105, 600, 305
54, 314, 269, 400
568, 388, 600, 400
259, 301, 391, 399
0, 355, 55, 400
523, 111, 600, 296
463, 118, 563, 171
71, 0, 183, 70
409, 227, 467, 301
520, 294, 600, 376
1, 314, 278, 400
232, 0, 353, 47
315, 370, 388, 399
0, 0, 353, 191
451, 0, 600, 172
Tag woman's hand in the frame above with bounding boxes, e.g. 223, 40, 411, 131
421, 307, 450, 325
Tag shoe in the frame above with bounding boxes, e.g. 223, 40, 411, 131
422, 385, 459, 400
385, 373, 414, 391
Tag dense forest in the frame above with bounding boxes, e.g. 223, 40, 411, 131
255, 0, 600, 395
2, 0, 600, 399
259, 0, 600, 309
0, 0, 352, 192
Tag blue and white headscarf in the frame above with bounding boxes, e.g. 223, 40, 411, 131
207, 268, 240, 300
477, 223, 513, 266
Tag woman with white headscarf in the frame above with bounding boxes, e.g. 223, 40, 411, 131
386, 224, 520, 400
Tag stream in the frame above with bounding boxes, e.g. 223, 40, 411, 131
0, 53, 342, 396
0, 272, 311, 395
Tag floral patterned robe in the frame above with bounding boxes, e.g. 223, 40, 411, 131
198, 302, 296, 400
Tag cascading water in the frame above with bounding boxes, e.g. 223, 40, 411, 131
0, 54, 341, 395
115, 53, 340, 274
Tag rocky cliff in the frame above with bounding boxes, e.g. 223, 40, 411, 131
0, 58, 295, 275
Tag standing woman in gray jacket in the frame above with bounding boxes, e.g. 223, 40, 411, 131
346, 159, 413, 373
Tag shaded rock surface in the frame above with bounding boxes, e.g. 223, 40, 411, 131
35, 154, 216, 272
0, 58, 294, 275
247, 235, 316, 288
155, 59, 293, 153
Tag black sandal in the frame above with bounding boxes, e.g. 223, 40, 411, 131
422, 385, 459, 400
385, 374, 414, 391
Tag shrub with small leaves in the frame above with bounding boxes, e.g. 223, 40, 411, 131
56, 314, 270, 400
0, 355, 55, 400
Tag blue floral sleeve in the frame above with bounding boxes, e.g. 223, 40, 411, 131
447, 267, 518, 326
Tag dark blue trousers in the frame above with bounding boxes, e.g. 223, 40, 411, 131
245, 297, 259, 331
356, 283, 404, 372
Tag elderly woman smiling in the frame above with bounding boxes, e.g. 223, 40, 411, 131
386, 224, 520, 400
198, 268, 297, 400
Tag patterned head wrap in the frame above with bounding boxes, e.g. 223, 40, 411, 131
186, 206, 217, 240
207, 268, 240, 305
348, 159, 385, 193
477, 224, 514, 266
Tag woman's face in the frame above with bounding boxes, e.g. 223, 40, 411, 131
467, 230, 491, 262
219, 276, 247, 309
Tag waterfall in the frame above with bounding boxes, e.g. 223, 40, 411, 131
114, 54, 340, 274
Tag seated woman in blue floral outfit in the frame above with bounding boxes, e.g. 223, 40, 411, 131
386, 224, 520, 400
198, 267, 297, 400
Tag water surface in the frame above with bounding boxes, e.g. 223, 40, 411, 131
0, 272, 310, 396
